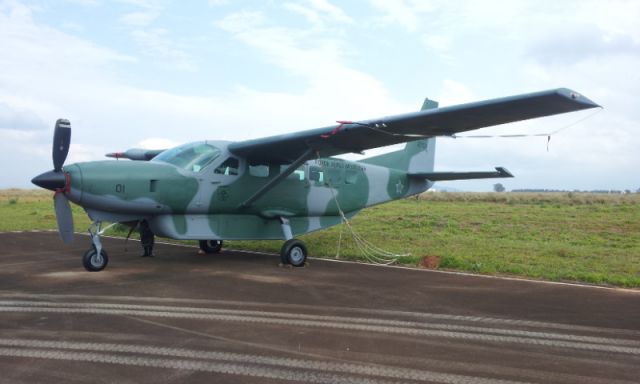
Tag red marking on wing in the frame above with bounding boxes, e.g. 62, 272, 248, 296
320, 121, 352, 139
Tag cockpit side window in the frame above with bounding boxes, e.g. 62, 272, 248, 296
214, 157, 240, 176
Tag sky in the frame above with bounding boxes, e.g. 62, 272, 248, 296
1, 0, 639, 191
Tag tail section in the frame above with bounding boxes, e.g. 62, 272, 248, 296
359, 98, 437, 173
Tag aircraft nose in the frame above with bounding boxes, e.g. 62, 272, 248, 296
31, 170, 66, 191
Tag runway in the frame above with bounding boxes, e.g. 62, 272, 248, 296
0, 231, 638, 383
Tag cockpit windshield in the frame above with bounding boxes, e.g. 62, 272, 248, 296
152, 142, 221, 172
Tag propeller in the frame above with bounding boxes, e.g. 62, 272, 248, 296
52, 119, 71, 171
54, 191, 74, 244
31, 119, 74, 244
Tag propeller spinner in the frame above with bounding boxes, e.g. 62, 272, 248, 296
31, 119, 75, 244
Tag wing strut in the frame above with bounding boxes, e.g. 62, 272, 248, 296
239, 147, 315, 208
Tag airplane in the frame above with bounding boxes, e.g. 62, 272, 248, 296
31, 88, 600, 271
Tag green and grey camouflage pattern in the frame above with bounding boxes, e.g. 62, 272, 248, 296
31, 88, 601, 271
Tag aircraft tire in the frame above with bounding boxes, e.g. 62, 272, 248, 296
82, 246, 109, 272
281, 239, 307, 267
199, 240, 223, 254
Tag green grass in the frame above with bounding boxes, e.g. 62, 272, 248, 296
0, 189, 92, 232
2, 189, 639, 288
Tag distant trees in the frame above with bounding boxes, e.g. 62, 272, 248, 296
493, 183, 506, 193
513, 188, 634, 194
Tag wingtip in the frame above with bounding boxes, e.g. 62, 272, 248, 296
557, 88, 601, 109
495, 167, 514, 178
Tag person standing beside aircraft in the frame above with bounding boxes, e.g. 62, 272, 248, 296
139, 220, 155, 257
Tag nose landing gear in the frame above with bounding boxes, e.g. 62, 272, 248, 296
82, 221, 109, 272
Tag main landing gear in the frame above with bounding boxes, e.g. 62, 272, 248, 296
80, 219, 308, 270
83, 221, 109, 272
279, 217, 307, 267
199, 239, 223, 254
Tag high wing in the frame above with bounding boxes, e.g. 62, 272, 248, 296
228, 88, 599, 164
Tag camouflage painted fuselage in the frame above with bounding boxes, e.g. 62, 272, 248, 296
63, 140, 434, 240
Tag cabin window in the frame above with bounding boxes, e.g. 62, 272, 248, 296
281, 165, 305, 181
249, 165, 269, 177
215, 157, 239, 176
325, 168, 343, 185
309, 166, 324, 183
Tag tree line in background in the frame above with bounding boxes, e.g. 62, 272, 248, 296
493, 183, 639, 194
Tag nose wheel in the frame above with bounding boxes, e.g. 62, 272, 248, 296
83, 245, 109, 271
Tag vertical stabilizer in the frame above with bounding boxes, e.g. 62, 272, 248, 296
359, 98, 437, 173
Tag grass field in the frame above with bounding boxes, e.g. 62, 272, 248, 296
1, 189, 639, 287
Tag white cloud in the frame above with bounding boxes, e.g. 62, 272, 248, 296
0, 102, 47, 131
216, 10, 265, 33
120, 10, 160, 27
138, 137, 182, 149
117, 0, 163, 26
283, 3, 321, 25
63, 0, 100, 6
115, 0, 196, 71
130, 28, 195, 71
362, 0, 640, 190
216, 9, 410, 127
60, 21, 84, 32
306, 0, 352, 23
207, 0, 228, 6
437, 80, 475, 106
284, 0, 352, 25
1, 0, 639, 192
421, 34, 451, 54
369, 0, 420, 31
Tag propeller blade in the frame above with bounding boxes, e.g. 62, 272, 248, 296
54, 193, 74, 244
52, 119, 71, 172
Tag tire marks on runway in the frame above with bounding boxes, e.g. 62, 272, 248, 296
1, 299, 638, 356
0, 339, 529, 384
3, 292, 638, 338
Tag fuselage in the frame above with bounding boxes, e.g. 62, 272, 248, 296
62, 140, 431, 240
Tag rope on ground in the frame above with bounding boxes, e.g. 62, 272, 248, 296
316, 152, 408, 265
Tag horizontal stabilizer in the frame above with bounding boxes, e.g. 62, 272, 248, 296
106, 148, 166, 161
409, 167, 513, 181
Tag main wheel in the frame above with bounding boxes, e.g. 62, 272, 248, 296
83, 246, 109, 272
280, 239, 307, 267
199, 240, 223, 254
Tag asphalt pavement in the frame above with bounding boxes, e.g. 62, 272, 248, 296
0, 231, 638, 384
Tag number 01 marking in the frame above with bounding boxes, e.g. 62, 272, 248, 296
116, 184, 125, 193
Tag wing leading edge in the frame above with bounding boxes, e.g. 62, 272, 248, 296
228, 88, 599, 164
